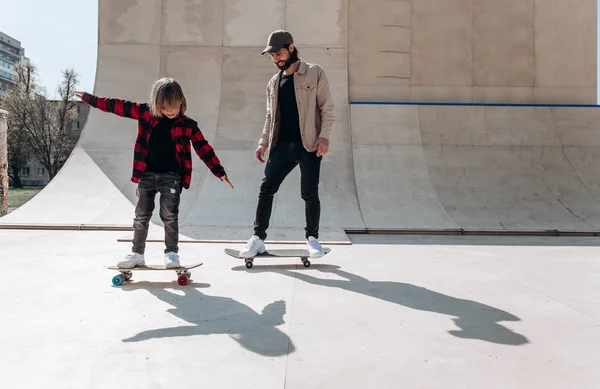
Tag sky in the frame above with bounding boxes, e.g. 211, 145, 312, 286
2, 0, 98, 99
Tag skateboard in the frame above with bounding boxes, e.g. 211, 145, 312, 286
224, 247, 331, 269
107, 262, 203, 286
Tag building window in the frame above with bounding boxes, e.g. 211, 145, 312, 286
77, 121, 80, 129
77, 105, 80, 113
37, 167, 45, 176
21, 167, 30, 176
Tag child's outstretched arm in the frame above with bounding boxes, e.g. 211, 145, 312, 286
74, 91, 145, 120
190, 121, 234, 189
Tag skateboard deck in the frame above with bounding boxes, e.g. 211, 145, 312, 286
107, 262, 203, 286
224, 248, 331, 269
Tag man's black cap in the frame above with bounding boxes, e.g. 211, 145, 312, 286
261, 30, 294, 55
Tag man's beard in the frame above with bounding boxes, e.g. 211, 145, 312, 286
276, 48, 298, 71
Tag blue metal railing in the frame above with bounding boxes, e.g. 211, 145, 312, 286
350, 101, 600, 108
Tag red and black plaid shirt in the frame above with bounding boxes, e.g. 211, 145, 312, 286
81, 93, 226, 189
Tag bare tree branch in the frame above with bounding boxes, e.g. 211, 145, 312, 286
0, 61, 81, 183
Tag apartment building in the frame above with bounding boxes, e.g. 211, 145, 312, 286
0, 31, 27, 97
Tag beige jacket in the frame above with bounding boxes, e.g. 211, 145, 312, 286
259, 58, 335, 152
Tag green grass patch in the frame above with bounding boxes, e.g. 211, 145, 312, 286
7, 187, 43, 209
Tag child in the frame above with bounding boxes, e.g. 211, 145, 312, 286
74, 78, 233, 269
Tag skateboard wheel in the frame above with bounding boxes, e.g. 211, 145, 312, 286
112, 275, 124, 286
245, 261, 253, 269
123, 272, 132, 281
184, 271, 191, 278
303, 260, 311, 268
177, 274, 189, 286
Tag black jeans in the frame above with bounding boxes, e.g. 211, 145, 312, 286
132, 171, 181, 255
253, 141, 322, 240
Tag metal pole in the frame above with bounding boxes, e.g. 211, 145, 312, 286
0, 109, 8, 216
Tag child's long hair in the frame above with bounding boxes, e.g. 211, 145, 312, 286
149, 78, 187, 118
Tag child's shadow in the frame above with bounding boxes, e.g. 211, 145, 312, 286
120, 284, 294, 357
246, 266, 529, 346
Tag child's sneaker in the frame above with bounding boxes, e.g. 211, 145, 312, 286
239, 235, 266, 258
164, 252, 180, 268
117, 252, 145, 268
307, 236, 324, 258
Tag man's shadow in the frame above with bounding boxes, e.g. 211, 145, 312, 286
120, 283, 294, 357
242, 265, 529, 346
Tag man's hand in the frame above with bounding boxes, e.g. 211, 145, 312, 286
314, 137, 329, 157
74, 91, 84, 99
221, 175, 234, 189
255, 145, 267, 163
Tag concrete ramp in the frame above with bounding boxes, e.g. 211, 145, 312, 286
0, 0, 362, 242
351, 103, 600, 232
3, 0, 599, 238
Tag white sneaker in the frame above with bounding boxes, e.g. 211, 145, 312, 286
164, 252, 181, 268
307, 236, 324, 258
117, 252, 145, 268
239, 235, 266, 258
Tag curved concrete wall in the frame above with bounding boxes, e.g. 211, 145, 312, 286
2, 0, 599, 238
351, 104, 600, 231
349, 0, 597, 104
0, 0, 363, 242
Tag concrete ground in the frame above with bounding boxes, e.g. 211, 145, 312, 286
1, 230, 599, 388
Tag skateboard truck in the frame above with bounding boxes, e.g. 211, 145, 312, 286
243, 256, 311, 269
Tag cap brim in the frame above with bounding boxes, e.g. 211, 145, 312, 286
261, 45, 283, 55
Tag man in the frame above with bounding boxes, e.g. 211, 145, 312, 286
239, 30, 335, 258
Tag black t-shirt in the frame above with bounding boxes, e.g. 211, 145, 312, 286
146, 116, 180, 174
277, 73, 302, 142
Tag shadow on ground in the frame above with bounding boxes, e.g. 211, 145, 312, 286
240, 265, 529, 346
119, 283, 294, 357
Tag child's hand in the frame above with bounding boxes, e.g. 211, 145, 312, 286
74, 91, 84, 100
221, 175, 234, 189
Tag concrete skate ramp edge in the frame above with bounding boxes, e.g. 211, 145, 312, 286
0, 0, 361, 242
351, 103, 600, 233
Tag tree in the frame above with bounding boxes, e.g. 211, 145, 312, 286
0, 60, 37, 188
0, 108, 7, 214
49, 69, 80, 178
6, 114, 31, 188
1, 61, 81, 182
